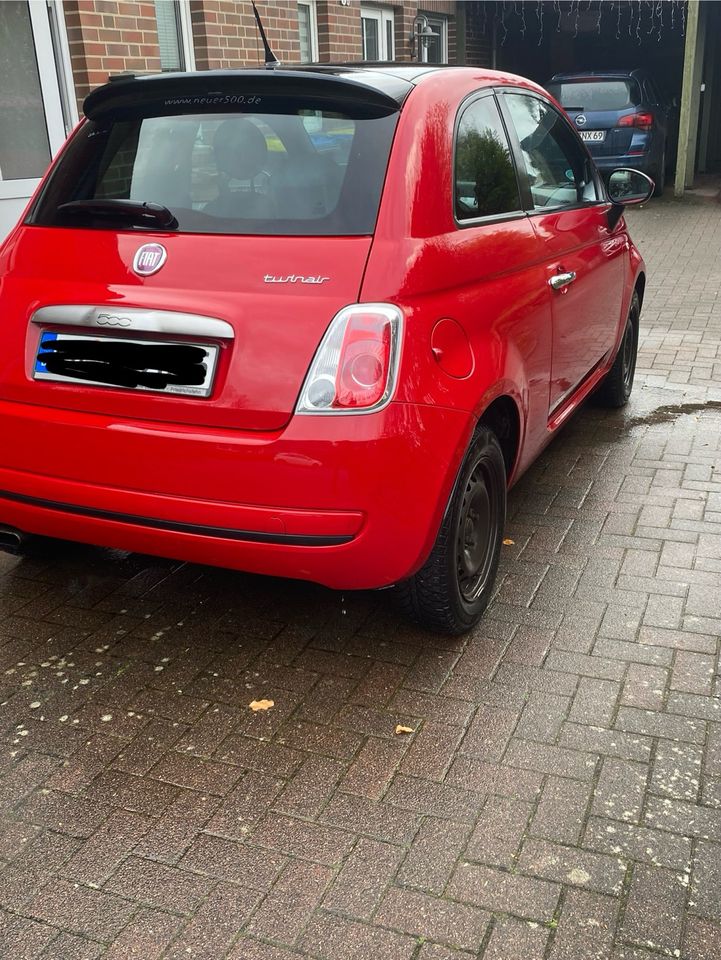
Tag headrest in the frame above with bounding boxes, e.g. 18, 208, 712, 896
213, 118, 268, 181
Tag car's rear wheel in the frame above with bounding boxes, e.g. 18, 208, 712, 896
595, 290, 640, 408
395, 426, 506, 635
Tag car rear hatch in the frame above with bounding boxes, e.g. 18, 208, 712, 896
548, 76, 643, 158
1, 69, 409, 432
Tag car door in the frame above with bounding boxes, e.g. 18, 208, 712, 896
449, 90, 555, 468
498, 90, 627, 416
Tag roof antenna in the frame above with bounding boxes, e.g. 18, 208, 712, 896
251, 2, 281, 69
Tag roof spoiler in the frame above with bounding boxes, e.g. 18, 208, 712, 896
83, 70, 407, 121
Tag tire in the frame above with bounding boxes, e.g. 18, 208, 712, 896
395, 426, 507, 635
595, 291, 640, 408
653, 149, 666, 197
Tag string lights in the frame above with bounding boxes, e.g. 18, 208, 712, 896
537, 0, 544, 46
490, 0, 686, 48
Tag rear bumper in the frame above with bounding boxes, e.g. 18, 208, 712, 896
0, 398, 473, 589
593, 153, 654, 177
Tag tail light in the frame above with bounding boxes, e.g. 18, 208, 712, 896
618, 112, 653, 130
296, 304, 403, 414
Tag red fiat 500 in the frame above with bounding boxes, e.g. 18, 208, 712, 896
0, 66, 651, 634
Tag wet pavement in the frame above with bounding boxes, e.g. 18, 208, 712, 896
1, 195, 720, 959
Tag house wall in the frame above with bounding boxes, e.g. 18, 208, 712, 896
189, 0, 302, 69
316, 2, 363, 62
63, 0, 162, 106
61, 1, 461, 113
463, 1, 492, 67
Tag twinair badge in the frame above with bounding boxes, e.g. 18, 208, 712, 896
263, 274, 330, 285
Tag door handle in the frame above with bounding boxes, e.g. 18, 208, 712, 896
549, 271, 577, 291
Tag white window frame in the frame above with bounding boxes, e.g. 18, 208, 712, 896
297, 1, 319, 64
421, 13, 448, 64
0, 0, 71, 201
48, 0, 80, 134
361, 6, 395, 62
176, 0, 196, 71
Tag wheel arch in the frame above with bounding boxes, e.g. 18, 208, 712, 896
478, 394, 521, 482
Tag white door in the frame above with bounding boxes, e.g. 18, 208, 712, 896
0, 1, 72, 241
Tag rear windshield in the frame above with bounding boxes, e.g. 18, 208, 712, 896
548, 79, 641, 112
29, 107, 398, 236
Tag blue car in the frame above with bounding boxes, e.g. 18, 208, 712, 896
546, 69, 673, 197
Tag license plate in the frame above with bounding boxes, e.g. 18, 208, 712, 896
33, 331, 219, 398
579, 130, 606, 142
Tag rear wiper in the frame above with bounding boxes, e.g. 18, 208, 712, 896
57, 199, 178, 230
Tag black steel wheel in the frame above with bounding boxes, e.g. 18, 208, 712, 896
456, 454, 501, 604
396, 426, 507, 635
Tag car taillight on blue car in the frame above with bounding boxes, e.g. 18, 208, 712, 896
618, 112, 654, 130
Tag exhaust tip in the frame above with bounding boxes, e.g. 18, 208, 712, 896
0, 527, 26, 554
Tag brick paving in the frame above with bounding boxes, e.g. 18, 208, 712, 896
1, 195, 721, 958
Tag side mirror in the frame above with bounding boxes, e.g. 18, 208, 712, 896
607, 168, 655, 228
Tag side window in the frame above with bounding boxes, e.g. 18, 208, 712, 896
454, 96, 521, 222
504, 93, 598, 211
643, 79, 660, 107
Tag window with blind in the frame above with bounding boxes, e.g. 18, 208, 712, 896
154, 0, 184, 72
297, 2, 318, 63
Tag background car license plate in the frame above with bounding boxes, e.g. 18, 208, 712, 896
33, 331, 219, 397
579, 130, 606, 142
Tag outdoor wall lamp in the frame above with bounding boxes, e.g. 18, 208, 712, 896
410, 14, 438, 63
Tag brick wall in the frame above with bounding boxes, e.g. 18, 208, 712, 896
189, 0, 302, 69
317, 1, 363, 63
63, 1, 467, 111
63, 0, 161, 107
464, 1, 493, 68
392, 2, 414, 62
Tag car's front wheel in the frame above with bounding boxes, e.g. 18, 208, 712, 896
595, 290, 640, 408
396, 426, 506, 635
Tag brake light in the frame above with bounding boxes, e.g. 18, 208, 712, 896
296, 304, 403, 414
618, 112, 653, 130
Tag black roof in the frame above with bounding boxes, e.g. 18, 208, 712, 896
549, 69, 648, 81
300, 63, 445, 82
83, 64, 447, 120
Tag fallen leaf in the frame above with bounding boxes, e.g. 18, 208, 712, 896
249, 699, 274, 712
503, 538, 515, 545
395, 724, 415, 735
